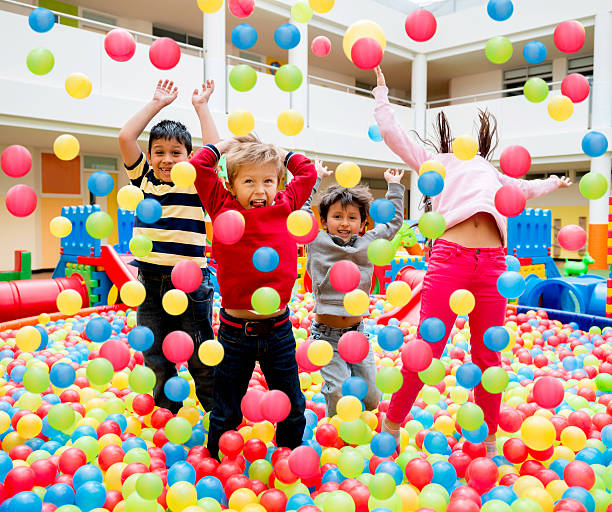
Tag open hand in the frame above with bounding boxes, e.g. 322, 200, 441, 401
192, 80, 215, 108
556, 176, 572, 188
384, 168, 404, 183
153, 79, 178, 107
375, 66, 386, 87
314, 159, 332, 179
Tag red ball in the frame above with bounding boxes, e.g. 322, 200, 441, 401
171, 260, 203, 293
447, 499, 480, 512
121, 462, 149, 483
4, 466, 36, 496
448, 451, 472, 479
104, 28, 136, 62
338, 331, 370, 364
564, 460, 595, 489
251, 479, 267, 496
97, 419, 122, 438
467, 457, 498, 493
503, 438, 528, 464
261, 390, 291, 423
404, 9, 437, 42
9, 444, 32, 461
215, 461, 243, 485
1, 145, 32, 178
162, 330, 194, 363
196, 458, 220, 480
229, 0, 254, 17
132, 393, 155, 416
311, 36, 331, 57
494, 185, 526, 217
5, 184, 37, 217
296, 339, 324, 373
499, 145, 531, 178
553, 20, 585, 54
213, 210, 246, 244
30, 459, 57, 487
99, 444, 126, 471
329, 260, 361, 293
100, 339, 131, 371
244, 438, 267, 462
149, 37, 181, 70
104, 489, 123, 511
288, 445, 320, 479
259, 488, 288, 512
241, 389, 266, 422
351, 37, 383, 70
274, 457, 298, 484
450, 486, 481, 507
558, 225, 587, 252
401, 340, 433, 372
533, 376, 564, 409
561, 73, 590, 103
225, 474, 252, 496
58, 447, 87, 475
219, 430, 245, 457
553, 499, 587, 512
315, 423, 339, 447
405, 458, 433, 489
535, 468, 559, 486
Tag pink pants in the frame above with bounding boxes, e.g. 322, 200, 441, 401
386, 239, 508, 434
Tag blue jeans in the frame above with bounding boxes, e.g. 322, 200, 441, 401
207, 308, 306, 460
137, 267, 215, 413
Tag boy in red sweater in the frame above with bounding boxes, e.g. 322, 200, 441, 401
190, 98, 316, 458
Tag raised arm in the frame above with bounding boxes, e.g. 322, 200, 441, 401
190, 142, 233, 217
498, 173, 571, 200
282, 153, 318, 211
118, 80, 178, 167
364, 169, 406, 241
192, 80, 221, 146
302, 159, 332, 214
373, 67, 435, 172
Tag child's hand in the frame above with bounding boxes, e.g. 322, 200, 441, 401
192, 80, 215, 108
555, 176, 573, 188
314, 159, 332, 179
152, 79, 178, 107
215, 138, 239, 155
384, 168, 404, 183
375, 66, 386, 87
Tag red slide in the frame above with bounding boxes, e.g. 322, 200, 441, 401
376, 267, 426, 326
78, 245, 137, 288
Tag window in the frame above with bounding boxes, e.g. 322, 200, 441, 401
153, 25, 202, 47
503, 63, 552, 97
355, 80, 374, 98
568, 56, 593, 81
84, 156, 117, 171
239, 51, 263, 63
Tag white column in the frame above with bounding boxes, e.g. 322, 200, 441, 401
288, 21, 308, 123
588, 8, 612, 269
203, 2, 226, 114
410, 53, 427, 220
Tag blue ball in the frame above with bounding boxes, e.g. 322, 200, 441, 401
378, 325, 404, 351
431, 460, 457, 490
107, 413, 127, 433
419, 316, 446, 343
305, 408, 318, 428
252, 246, 280, 273
75, 481, 107, 511
549, 458, 570, 479
164, 376, 190, 402
456, 362, 482, 389
49, 362, 76, 388
322, 467, 345, 484
10, 365, 26, 383
163, 442, 187, 466
376, 460, 403, 485
43, 483, 76, 507
417, 171, 444, 197
341, 376, 368, 400
274, 24, 301, 50
168, 461, 197, 486
128, 325, 154, 351
496, 271, 525, 299
136, 198, 163, 224
85, 317, 112, 343
72, 425, 97, 442
523, 40, 547, 64
8, 492, 41, 512
582, 131, 608, 158
505, 255, 521, 272
563, 487, 595, 512
483, 326, 510, 351
34, 325, 49, 350
287, 494, 315, 511
424, 431, 449, 454
462, 422, 489, 443
185, 428, 206, 448
231, 23, 258, 50
370, 432, 397, 458
196, 476, 225, 501
370, 198, 396, 224
487, 485, 517, 504
602, 424, 612, 448
368, 124, 383, 142
28, 7, 55, 33
486, 0, 514, 21
73, 464, 103, 489
87, 171, 114, 197
122, 436, 147, 452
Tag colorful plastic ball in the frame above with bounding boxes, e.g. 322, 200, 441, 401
128, 365, 156, 394
327, 260, 360, 293
136, 198, 163, 224
386, 280, 412, 308
49, 362, 76, 388
231, 24, 258, 50
368, 124, 383, 142
275, 64, 303, 92
274, 24, 301, 50
87, 171, 114, 196
169, 161, 196, 188
198, 339, 224, 366
249, 246, 280, 273
85, 317, 112, 343
171, 260, 203, 292
419, 160, 446, 178
277, 110, 304, 136
418, 211, 446, 239
420, 317, 446, 343
65, 72, 92, 99
343, 20, 386, 62
532, 376, 564, 409
292, 1, 313, 23
581, 131, 608, 158
561, 73, 590, 103
521, 416, 556, 451
367, 239, 395, 266
523, 40, 547, 64
494, 185, 526, 217
343, 288, 370, 316
487, 0, 513, 21
120, 280, 147, 307
483, 326, 510, 351
457, 402, 484, 431
149, 37, 181, 70
287, 210, 313, 237
213, 210, 246, 244
162, 331, 194, 363
418, 171, 444, 197
548, 95, 574, 121
376, 366, 403, 394
53, 134, 80, 161
308, 339, 333, 366
557, 225, 587, 251
312, 36, 331, 57
563, 461, 594, 489
499, 145, 531, 178
485, 36, 513, 64
449, 289, 475, 315
86, 357, 114, 386
86, 211, 113, 238
26, 48, 55, 75
129, 234, 153, 258
162, 288, 188, 316
165, 376, 190, 402
228, 109, 255, 136
335, 161, 361, 188
523, 77, 549, 103
452, 135, 478, 160
117, 185, 144, 210
197, 0, 223, 13
56, 288, 83, 315
579, 171, 608, 199
378, 326, 404, 353
351, 37, 383, 70
104, 28, 136, 62
251, 287, 281, 315
554, 20, 585, 53
371, 432, 397, 458
261, 390, 291, 423
496, 271, 525, 299
481, 366, 508, 393
167, 481, 197, 511
309, 0, 334, 13
229, 64, 257, 92
1, 145, 31, 179
401, 340, 433, 372
338, 330, 369, 363
404, 9, 437, 42
136, 473, 164, 500
229, 0, 255, 17
28, 7, 55, 32
127, 325, 154, 352
366, 199, 394, 225
406, 458, 433, 490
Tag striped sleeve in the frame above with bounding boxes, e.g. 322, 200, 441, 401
124, 153, 148, 187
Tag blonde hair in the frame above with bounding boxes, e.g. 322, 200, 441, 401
225, 134, 284, 184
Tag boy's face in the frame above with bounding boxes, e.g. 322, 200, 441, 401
227, 163, 280, 209
322, 201, 365, 242
147, 138, 190, 183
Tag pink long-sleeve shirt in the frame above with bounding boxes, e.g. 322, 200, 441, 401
373, 86, 562, 247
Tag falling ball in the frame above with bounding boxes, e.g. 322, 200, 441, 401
149, 37, 181, 70
350, 37, 383, 70
1, 145, 32, 178
557, 225, 587, 252
228, 110, 255, 136
335, 162, 361, 188
170, 162, 196, 188
65, 73, 92, 99
104, 29, 136, 62
548, 95, 574, 121
561, 73, 590, 103
553, 20, 585, 53
26, 48, 54, 75
485, 36, 513, 64
53, 134, 80, 161
494, 185, 526, 217
28, 7, 55, 33
499, 145, 531, 178
50, 216, 73, 238
277, 110, 304, 136
404, 9, 437, 42
311, 36, 331, 57
452, 135, 478, 161
5, 185, 37, 217
213, 210, 246, 244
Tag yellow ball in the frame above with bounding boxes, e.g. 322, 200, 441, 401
449, 289, 475, 315
251, 421, 275, 443
16, 413, 42, 438
335, 162, 362, 188
117, 185, 144, 211
56, 289, 83, 316
524, 488, 553, 512
418, 160, 446, 179
167, 482, 197, 511
548, 95, 574, 121
520, 416, 556, 451
560, 425, 586, 452
2, 432, 26, 452
50, 216, 73, 238
336, 395, 362, 421
287, 210, 313, 237
397, 484, 419, 512
0, 411, 10, 433
452, 135, 478, 161
53, 134, 80, 161
307, 339, 334, 366
171, 162, 196, 188
546, 480, 569, 502
433, 415, 455, 436
16, 325, 41, 352
198, 339, 224, 366
343, 20, 386, 62
120, 281, 146, 307
344, 289, 369, 316
65, 72, 92, 99
309, 0, 334, 13
162, 289, 188, 316
386, 281, 412, 308
277, 110, 304, 136
514, 475, 543, 497
321, 447, 341, 465
197, 0, 223, 13
228, 488, 258, 511
228, 110, 255, 136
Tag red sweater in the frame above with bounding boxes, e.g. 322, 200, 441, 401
191, 145, 317, 311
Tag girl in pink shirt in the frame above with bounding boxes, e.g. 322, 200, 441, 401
372, 67, 571, 456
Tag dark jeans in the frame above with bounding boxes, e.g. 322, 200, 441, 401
137, 267, 215, 413
207, 308, 306, 460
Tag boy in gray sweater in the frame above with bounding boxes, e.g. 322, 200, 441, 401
304, 161, 405, 416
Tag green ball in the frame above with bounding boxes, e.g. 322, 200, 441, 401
124, 493, 158, 512
291, 1, 313, 23
375, 366, 403, 394
198, 497, 222, 512
481, 366, 509, 394
324, 490, 355, 512
337, 449, 365, 478
339, 419, 370, 445
419, 490, 448, 512
125, 447, 151, 466
368, 472, 396, 500
129, 365, 156, 394
165, 416, 192, 445
26, 450, 52, 464
27, 48, 55, 75
251, 287, 281, 315
73, 436, 98, 462
595, 373, 612, 393
249, 459, 273, 482
418, 358, 445, 385
422, 386, 441, 405
86, 211, 114, 239
56, 506, 82, 512
104, 396, 126, 414
579, 171, 608, 200
275, 64, 303, 92
592, 488, 612, 512
485, 36, 513, 64
23, 366, 50, 394
136, 473, 164, 500
510, 498, 542, 512
86, 357, 114, 385
122, 472, 141, 498
482, 500, 512, 512
229, 64, 257, 92
523, 78, 549, 103
418, 212, 446, 239
456, 402, 484, 430
367, 239, 395, 266
47, 403, 75, 431
129, 234, 153, 258
368, 492, 403, 512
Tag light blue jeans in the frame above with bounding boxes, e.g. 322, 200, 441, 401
310, 320, 381, 417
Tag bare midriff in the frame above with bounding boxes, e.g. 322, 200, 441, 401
440, 212, 503, 248
224, 309, 285, 320
315, 313, 362, 328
